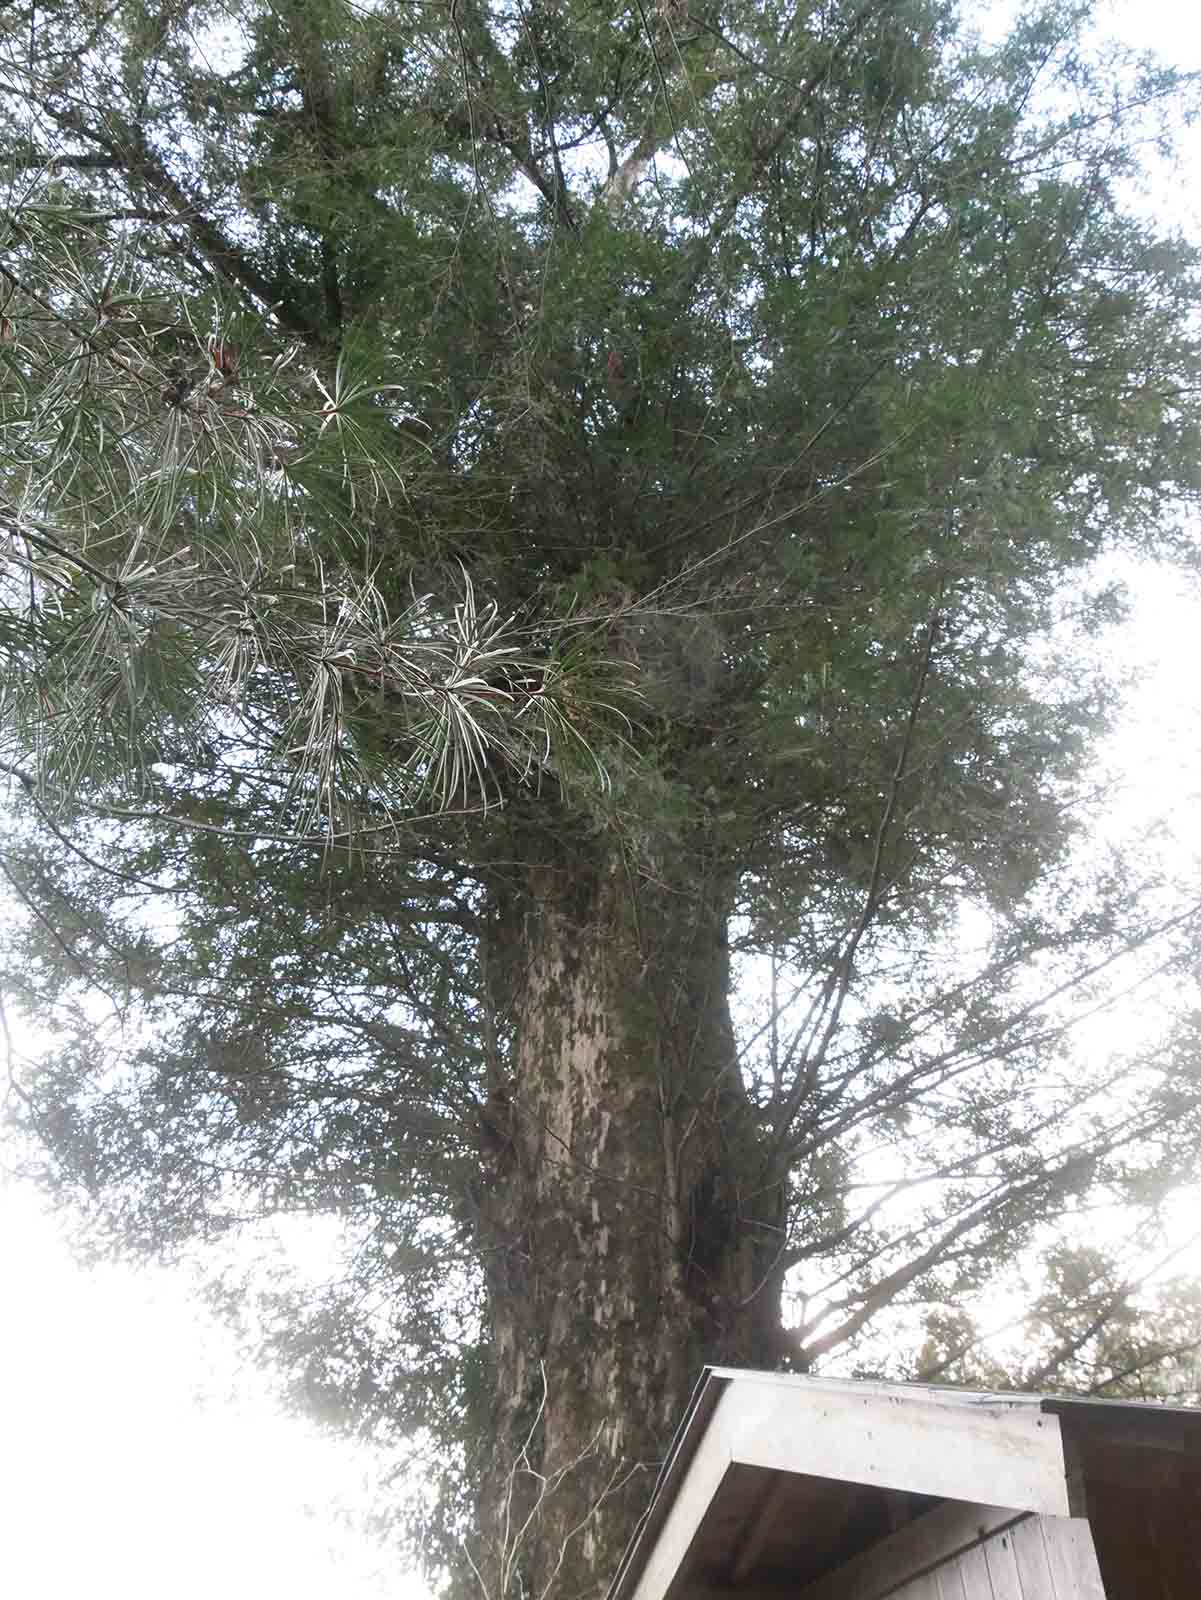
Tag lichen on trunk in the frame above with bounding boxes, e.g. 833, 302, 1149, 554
473, 848, 787, 1600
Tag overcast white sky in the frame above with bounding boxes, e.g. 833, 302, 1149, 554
4, 2, 1201, 1597
0, 1184, 421, 1598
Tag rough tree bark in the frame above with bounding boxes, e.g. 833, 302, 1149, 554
474, 843, 790, 1600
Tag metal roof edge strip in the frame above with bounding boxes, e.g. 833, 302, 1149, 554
1040, 1393, 1201, 1425
706, 1366, 1049, 1412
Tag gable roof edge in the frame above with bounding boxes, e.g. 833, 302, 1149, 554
607, 1367, 729, 1600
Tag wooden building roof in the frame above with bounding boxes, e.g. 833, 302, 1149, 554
607, 1368, 1201, 1600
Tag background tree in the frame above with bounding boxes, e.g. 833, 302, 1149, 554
4, 1, 1201, 1595
913, 1241, 1201, 1403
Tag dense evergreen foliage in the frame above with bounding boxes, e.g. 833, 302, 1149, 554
3, 0, 1201, 1591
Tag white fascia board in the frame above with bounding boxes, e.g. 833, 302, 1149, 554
710, 1370, 1072, 1517
629, 1385, 738, 1600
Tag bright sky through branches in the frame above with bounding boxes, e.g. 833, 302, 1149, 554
3, 0, 1201, 1595
0, 1185, 426, 1599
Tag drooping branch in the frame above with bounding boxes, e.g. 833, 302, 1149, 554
31, 104, 323, 340
122, 137, 322, 339
796, 1153, 1093, 1364
772, 596, 944, 1140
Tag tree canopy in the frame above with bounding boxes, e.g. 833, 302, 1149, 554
3, 0, 1201, 1593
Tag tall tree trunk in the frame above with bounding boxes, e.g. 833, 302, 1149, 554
473, 846, 788, 1600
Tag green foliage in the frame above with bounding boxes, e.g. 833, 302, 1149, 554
912, 1243, 1201, 1403
3, 0, 1201, 1578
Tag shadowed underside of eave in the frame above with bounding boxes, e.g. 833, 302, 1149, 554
611, 1370, 1201, 1600
662, 1462, 942, 1598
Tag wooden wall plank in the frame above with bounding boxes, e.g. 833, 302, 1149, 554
1040, 1518, 1105, 1600
1009, 1517, 1055, 1600
983, 1528, 1023, 1600
935, 1563, 968, 1600
896, 1575, 943, 1600
956, 1542, 995, 1600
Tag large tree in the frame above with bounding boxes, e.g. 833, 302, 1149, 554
4, 0, 1201, 1593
